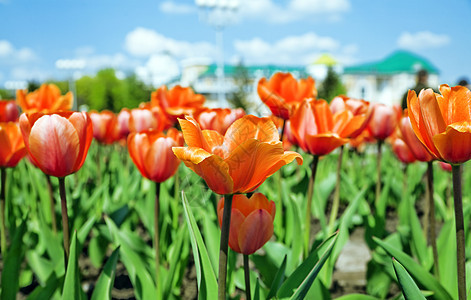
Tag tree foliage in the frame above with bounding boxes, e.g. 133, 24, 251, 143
317, 66, 346, 102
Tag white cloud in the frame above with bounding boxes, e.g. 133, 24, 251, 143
234, 32, 342, 65
238, 0, 351, 23
0, 40, 37, 63
135, 54, 180, 86
10, 67, 50, 82
159, 1, 194, 14
124, 27, 216, 58
397, 31, 450, 50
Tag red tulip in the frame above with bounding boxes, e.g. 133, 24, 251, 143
0, 122, 26, 168
217, 193, 275, 255
0, 100, 19, 122
257, 72, 316, 120
16, 84, 73, 113
193, 107, 245, 135
117, 108, 131, 140
398, 110, 433, 162
392, 134, 416, 164
19, 111, 93, 177
128, 128, 183, 182
290, 99, 366, 156
89, 110, 119, 144
367, 103, 401, 141
408, 85, 471, 164
173, 115, 303, 195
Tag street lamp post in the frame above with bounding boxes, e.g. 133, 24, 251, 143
195, 0, 239, 108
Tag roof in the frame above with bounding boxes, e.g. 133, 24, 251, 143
344, 50, 439, 75
200, 64, 308, 78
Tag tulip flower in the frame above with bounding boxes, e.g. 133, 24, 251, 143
173, 115, 303, 195
16, 84, 73, 113
0, 100, 19, 122
174, 114, 302, 299
193, 107, 245, 135
217, 193, 275, 255
392, 134, 416, 164
90, 110, 120, 144
129, 107, 171, 133
0, 122, 27, 255
19, 111, 93, 264
128, 128, 183, 292
117, 108, 131, 140
398, 110, 433, 162
408, 85, 471, 299
151, 85, 205, 123
257, 72, 316, 120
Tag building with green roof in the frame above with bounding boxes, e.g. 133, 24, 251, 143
342, 50, 439, 105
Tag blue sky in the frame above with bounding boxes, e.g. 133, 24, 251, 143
1, 0, 470, 90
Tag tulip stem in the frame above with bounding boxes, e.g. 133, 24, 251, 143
218, 194, 233, 300
46, 175, 57, 234
304, 155, 319, 258
58, 177, 70, 268
243, 254, 252, 300
0, 168, 7, 256
280, 119, 286, 142
328, 146, 344, 233
154, 181, 161, 296
375, 140, 383, 207
427, 161, 439, 279
452, 164, 466, 300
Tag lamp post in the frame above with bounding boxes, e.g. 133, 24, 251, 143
55, 59, 85, 111
195, 0, 239, 108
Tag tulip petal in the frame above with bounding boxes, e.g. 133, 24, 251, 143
0, 125, 13, 166
312, 100, 334, 134
432, 122, 471, 164
29, 114, 80, 177
305, 133, 349, 156
223, 115, 280, 153
440, 85, 471, 124
128, 132, 150, 178
238, 209, 274, 255
173, 147, 233, 194
145, 137, 180, 182
68, 112, 93, 171
178, 117, 211, 152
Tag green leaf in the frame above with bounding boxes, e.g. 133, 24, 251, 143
1, 216, 27, 300
392, 258, 426, 300
253, 278, 261, 300
373, 236, 452, 300
26, 273, 62, 300
276, 232, 337, 299
62, 231, 83, 300
181, 191, 218, 299
266, 255, 287, 299
335, 294, 380, 300
91, 247, 120, 300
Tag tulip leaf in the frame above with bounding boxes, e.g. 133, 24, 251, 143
182, 191, 218, 300
373, 236, 453, 300
266, 255, 287, 299
90, 246, 120, 300
254, 278, 261, 300
277, 232, 338, 299
392, 258, 426, 300
163, 222, 188, 299
62, 231, 83, 300
26, 273, 62, 300
335, 295, 380, 300
1, 216, 27, 300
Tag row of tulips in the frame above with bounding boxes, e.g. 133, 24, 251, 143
0, 70, 470, 299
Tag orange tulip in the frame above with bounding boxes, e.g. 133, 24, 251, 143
173, 115, 303, 195
89, 110, 119, 144
16, 84, 73, 113
408, 85, 471, 164
257, 72, 316, 120
290, 99, 366, 156
151, 85, 205, 123
367, 103, 400, 141
217, 193, 275, 255
193, 107, 245, 135
0, 122, 26, 168
19, 111, 93, 177
128, 128, 183, 183
330, 95, 373, 138
398, 110, 433, 162
0, 100, 19, 122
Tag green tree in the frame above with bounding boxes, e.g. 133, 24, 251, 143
317, 66, 346, 102
227, 62, 252, 111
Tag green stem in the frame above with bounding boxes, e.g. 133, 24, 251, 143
452, 164, 466, 300
427, 161, 439, 279
218, 194, 233, 300
0, 168, 7, 256
279, 119, 286, 142
375, 140, 383, 207
46, 175, 57, 234
243, 254, 252, 300
328, 146, 344, 233
59, 177, 70, 268
155, 182, 161, 296
304, 155, 319, 258
172, 169, 180, 229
